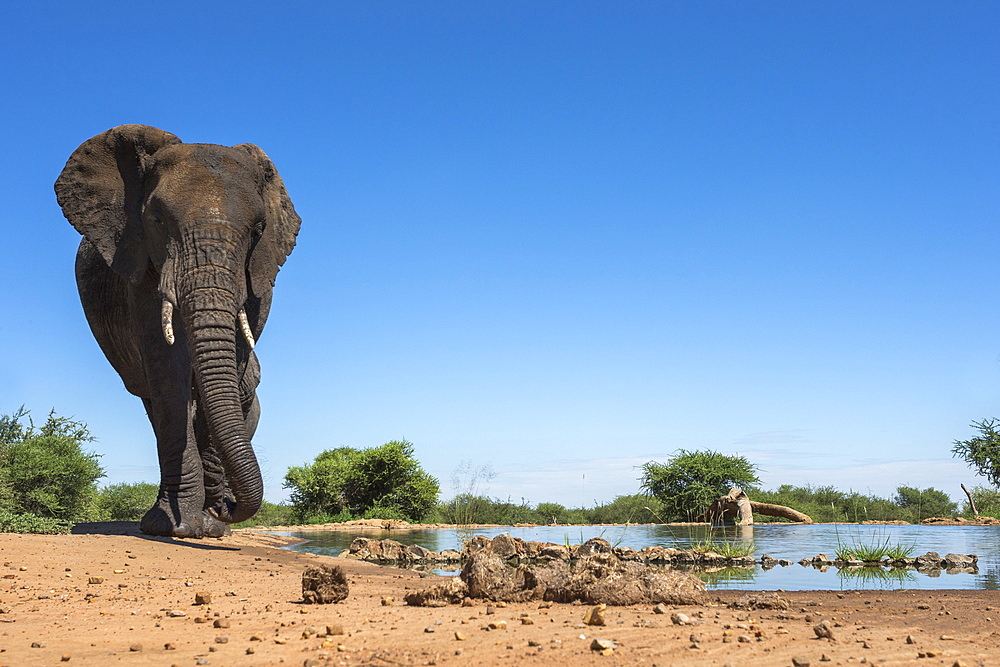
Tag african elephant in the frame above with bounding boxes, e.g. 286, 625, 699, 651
55, 125, 301, 537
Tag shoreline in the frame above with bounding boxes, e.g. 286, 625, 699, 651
1, 524, 998, 665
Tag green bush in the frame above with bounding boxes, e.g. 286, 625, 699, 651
284, 440, 439, 522
87, 482, 159, 521
893, 486, 957, 522
0, 408, 104, 521
232, 501, 298, 528
640, 450, 761, 521
961, 485, 1000, 518
0, 509, 71, 534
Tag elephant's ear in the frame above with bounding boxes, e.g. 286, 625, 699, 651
233, 143, 301, 298
55, 125, 182, 282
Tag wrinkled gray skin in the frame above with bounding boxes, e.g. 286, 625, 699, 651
55, 125, 300, 537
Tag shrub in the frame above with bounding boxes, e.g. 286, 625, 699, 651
893, 486, 957, 522
87, 482, 159, 521
640, 450, 760, 521
232, 501, 298, 528
0, 408, 104, 521
0, 509, 71, 534
284, 440, 439, 522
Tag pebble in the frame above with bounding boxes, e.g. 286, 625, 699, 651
164, 643, 176, 650
214, 636, 228, 644
326, 624, 344, 635
213, 618, 230, 628
381, 596, 394, 606
671, 612, 691, 626
454, 631, 466, 641
521, 616, 535, 625
584, 604, 606, 626
737, 634, 752, 643
792, 657, 811, 667
167, 610, 186, 617
129, 643, 142, 652
424, 626, 436, 633
60, 655, 71, 662
906, 634, 916, 644
195, 591, 212, 605
590, 637, 615, 654
813, 620, 836, 640
653, 603, 669, 615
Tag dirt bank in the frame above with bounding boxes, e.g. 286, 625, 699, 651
1, 524, 997, 666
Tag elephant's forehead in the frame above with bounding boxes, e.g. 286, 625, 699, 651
152, 144, 259, 180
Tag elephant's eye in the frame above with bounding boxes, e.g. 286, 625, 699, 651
250, 219, 266, 250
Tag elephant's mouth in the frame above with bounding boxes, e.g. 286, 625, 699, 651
160, 296, 256, 350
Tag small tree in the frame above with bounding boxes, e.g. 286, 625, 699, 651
952, 419, 1000, 486
640, 449, 760, 522
88, 482, 159, 521
0, 408, 105, 521
893, 485, 957, 522
284, 440, 439, 522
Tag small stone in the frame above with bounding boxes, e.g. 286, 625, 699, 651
246, 647, 255, 654
488, 620, 507, 630
304, 660, 320, 667
461, 598, 474, 607
31, 642, 44, 648
814, 620, 836, 640
213, 618, 230, 628
590, 637, 615, 652
88, 576, 104, 584
906, 635, 916, 644
226, 590, 237, 596
486, 605, 495, 615
738, 634, 752, 643
129, 643, 142, 652
820, 656, 831, 663
326, 624, 344, 636
61, 655, 71, 662
194, 617, 208, 624
862, 641, 872, 648
792, 657, 811, 667
940, 635, 955, 641
521, 616, 534, 625
167, 610, 186, 617
381, 596, 394, 606
653, 603, 669, 614
195, 591, 212, 605
424, 626, 436, 633
671, 612, 691, 626
214, 636, 228, 644
196, 659, 209, 666
689, 633, 702, 644
584, 604, 606, 626
164, 642, 176, 650
249, 633, 262, 641
454, 631, 466, 641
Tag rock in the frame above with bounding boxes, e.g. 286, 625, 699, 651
326, 624, 344, 636
906, 634, 916, 644
944, 553, 977, 567
129, 643, 142, 652
424, 626, 436, 633
194, 591, 211, 605
167, 610, 186, 617
164, 642, 177, 650
737, 634, 752, 643
214, 636, 228, 644
454, 631, 466, 641
575, 537, 612, 558
88, 576, 104, 584
213, 619, 230, 628
538, 544, 571, 561
302, 564, 349, 604
60, 655, 70, 662
915, 552, 944, 568
404, 578, 468, 606
590, 637, 615, 652
814, 620, 835, 640
521, 616, 534, 625
487, 620, 507, 630
653, 603, 669, 614
671, 612, 691, 626
583, 604, 606, 626
381, 596, 394, 606
729, 592, 789, 610
792, 657, 811, 667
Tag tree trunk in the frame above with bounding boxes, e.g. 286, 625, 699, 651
962, 483, 978, 516
694, 488, 812, 524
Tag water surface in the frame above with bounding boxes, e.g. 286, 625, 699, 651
275, 523, 1000, 591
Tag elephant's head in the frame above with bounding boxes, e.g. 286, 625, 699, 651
55, 124, 300, 523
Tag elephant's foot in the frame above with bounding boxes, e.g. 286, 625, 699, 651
140, 501, 231, 538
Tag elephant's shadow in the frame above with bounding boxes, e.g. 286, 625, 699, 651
71, 521, 241, 551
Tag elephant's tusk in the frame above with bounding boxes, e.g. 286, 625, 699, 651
238, 309, 256, 350
161, 299, 175, 345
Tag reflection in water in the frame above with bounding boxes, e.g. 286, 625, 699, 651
275, 523, 1000, 591
836, 565, 916, 590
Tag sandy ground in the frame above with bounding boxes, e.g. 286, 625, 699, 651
1, 523, 998, 666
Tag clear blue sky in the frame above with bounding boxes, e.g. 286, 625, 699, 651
2, 2, 998, 507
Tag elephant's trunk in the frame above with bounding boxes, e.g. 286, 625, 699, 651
177, 228, 262, 524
